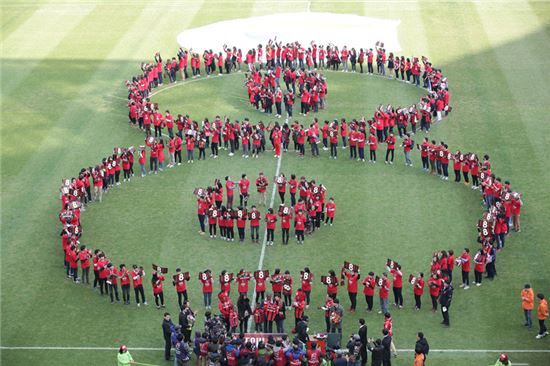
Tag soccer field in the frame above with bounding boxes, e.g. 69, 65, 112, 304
2, 1, 550, 366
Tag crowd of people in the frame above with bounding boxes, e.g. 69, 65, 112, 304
55, 38, 539, 366
194, 175, 334, 245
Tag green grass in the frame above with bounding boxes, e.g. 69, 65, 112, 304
2, 1, 550, 366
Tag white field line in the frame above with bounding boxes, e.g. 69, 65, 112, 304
248, 154, 282, 332
0, 346, 548, 354
306, 0, 311, 12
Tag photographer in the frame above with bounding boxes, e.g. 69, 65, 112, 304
346, 334, 362, 366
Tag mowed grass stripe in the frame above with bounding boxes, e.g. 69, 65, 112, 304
1, 3, 96, 93
474, 1, 550, 179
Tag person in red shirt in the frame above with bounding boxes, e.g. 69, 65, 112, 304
238, 174, 250, 207
294, 209, 306, 245
207, 204, 219, 239
249, 205, 261, 243
119, 264, 131, 305
199, 270, 213, 309
78, 244, 91, 285
428, 274, 442, 311
385, 133, 396, 164
236, 270, 251, 296
368, 132, 378, 163
152, 270, 165, 309
378, 273, 390, 314
107, 262, 120, 303
132, 265, 147, 306
276, 173, 286, 203
412, 272, 425, 310
225, 176, 236, 209
256, 172, 269, 206
447, 250, 455, 283
289, 174, 298, 206
300, 268, 313, 307
253, 303, 265, 332
324, 197, 336, 226
473, 249, 486, 286
220, 270, 233, 295
265, 208, 277, 246
458, 248, 471, 289
278, 204, 292, 245
173, 268, 189, 308
235, 206, 247, 242
362, 272, 376, 312
255, 271, 267, 302
389, 264, 403, 308
511, 193, 523, 232
344, 269, 359, 312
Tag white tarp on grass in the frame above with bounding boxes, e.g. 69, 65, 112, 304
177, 12, 401, 53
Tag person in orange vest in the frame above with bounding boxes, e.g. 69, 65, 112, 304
521, 284, 534, 330
536, 293, 548, 339
413, 347, 425, 366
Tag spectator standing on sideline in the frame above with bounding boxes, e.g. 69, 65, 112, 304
162, 312, 175, 360
381, 328, 392, 366
358, 318, 368, 366
415, 332, 429, 360
439, 280, 453, 327
536, 293, 549, 339
521, 284, 534, 330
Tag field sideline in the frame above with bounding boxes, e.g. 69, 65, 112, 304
2, 1, 550, 366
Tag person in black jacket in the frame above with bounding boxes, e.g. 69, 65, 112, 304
237, 294, 252, 333
162, 312, 174, 360
415, 332, 429, 359
439, 280, 453, 327
381, 329, 392, 366
358, 318, 368, 366
367, 338, 383, 366
296, 315, 309, 343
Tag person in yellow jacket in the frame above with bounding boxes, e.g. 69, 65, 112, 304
520, 284, 534, 329
536, 293, 549, 339
117, 345, 134, 366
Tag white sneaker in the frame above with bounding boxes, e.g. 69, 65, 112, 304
464, 286, 470, 290
476, 283, 481, 287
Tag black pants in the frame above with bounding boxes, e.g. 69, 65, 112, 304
154, 292, 164, 307
238, 227, 245, 241
330, 143, 337, 157
442, 163, 449, 177
282, 228, 289, 244
325, 316, 331, 333
209, 223, 217, 236
290, 193, 296, 206
431, 295, 438, 310
99, 278, 108, 295
454, 169, 461, 182
93, 270, 100, 288
257, 291, 265, 302
122, 284, 130, 303
472, 174, 479, 187
267, 228, 274, 242
211, 142, 218, 156
463, 171, 470, 183
385, 149, 394, 162
462, 270, 469, 286
414, 294, 421, 309
475, 270, 483, 284
109, 283, 120, 302
368, 62, 373, 73
349, 292, 357, 310
539, 319, 548, 335
325, 217, 334, 224
305, 291, 311, 305
164, 338, 172, 360
392, 287, 403, 306
370, 150, 376, 161
175, 150, 182, 163
239, 317, 249, 333
296, 229, 304, 242
284, 293, 292, 307
226, 227, 234, 240
421, 156, 429, 170
360, 346, 368, 366
441, 304, 450, 325
279, 191, 285, 203
251, 226, 259, 241
134, 285, 146, 304
365, 295, 373, 311
350, 145, 357, 159
198, 214, 205, 232
177, 290, 188, 308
